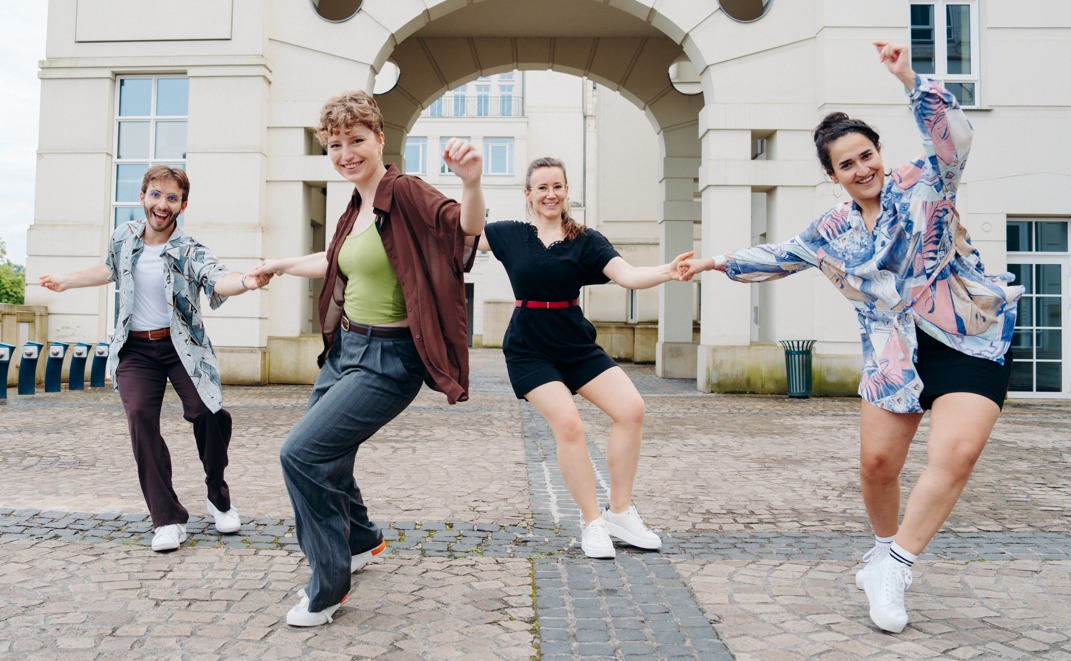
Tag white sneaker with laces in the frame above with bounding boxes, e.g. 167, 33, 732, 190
151, 523, 187, 552
863, 555, 913, 633
600, 505, 662, 550
855, 543, 890, 590
581, 518, 616, 559
286, 594, 344, 627
206, 499, 241, 534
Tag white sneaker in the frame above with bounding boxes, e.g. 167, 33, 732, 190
863, 555, 913, 633
351, 538, 387, 572
151, 524, 187, 552
855, 543, 891, 590
600, 505, 662, 550
581, 518, 615, 559
286, 593, 344, 627
296, 539, 390, 601
207, 499, 241, 534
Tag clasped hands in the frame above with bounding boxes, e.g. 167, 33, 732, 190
668, 253, 715, 282
244, 261, 278, 289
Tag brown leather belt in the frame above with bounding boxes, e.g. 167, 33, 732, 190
340, 316, 412, 338
515, 299, 579, 309
129, 328, 170, 340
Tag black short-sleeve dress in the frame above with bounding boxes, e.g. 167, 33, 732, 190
484, 220, 621, 398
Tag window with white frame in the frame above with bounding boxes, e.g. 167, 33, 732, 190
404, 137, 427, 175
113, 76, 189, 229
440, 137, 471, 175
1007, 219, 1070, 396
112, 75, 188, 328
484, 138, 514, 176
452, 85, 467, 117
910, 0, 980, 106
475, 79, 491, 117
498, 72, 515, 117
428, 97, 443, 118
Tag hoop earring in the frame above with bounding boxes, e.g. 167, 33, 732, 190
832, 182, 843, 198
525, 200, 533, 219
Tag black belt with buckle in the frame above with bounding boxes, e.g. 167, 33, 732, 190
340, 316, 411, 338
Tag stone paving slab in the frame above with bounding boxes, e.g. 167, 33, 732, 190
1, 348, 1070, 659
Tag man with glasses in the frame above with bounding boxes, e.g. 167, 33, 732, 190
39, 165, 269, 552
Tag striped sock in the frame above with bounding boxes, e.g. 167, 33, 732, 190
890, 541, 917, 568
875, 534, 895, 547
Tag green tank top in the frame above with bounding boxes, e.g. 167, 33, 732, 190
338, 224, 407, 325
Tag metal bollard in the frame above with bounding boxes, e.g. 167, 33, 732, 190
68, 342, 91, 390
44, 341, 69, 393
90, 342, 109, 388
0, 343, 14, 402
17, 341, 43, 396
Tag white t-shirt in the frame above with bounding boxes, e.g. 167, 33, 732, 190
130, 243, 171, 331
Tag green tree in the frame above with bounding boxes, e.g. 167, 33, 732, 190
0, 238, 25, 305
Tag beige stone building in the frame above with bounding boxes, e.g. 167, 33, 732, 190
23, 0, 1071, 399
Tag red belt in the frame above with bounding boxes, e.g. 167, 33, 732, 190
129, 328, 170, 340
515, 299, 579, 309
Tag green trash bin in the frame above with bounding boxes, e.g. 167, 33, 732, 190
779, 339, 817, 398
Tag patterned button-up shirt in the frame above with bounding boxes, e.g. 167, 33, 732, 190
721, 77, 1023, 413
105, 221, 230, 412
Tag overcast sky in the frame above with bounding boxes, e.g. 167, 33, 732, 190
0, 4, 48, 266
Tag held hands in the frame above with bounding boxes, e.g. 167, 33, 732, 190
245, 260, 280, 288
666, 251, 695, 281
442, 138, 483, 184
248, 260, 283, 278
676, 256, 722, 282
874, 41, 917, 89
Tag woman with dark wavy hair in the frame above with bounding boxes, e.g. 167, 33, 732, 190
679, 42, 1022, 633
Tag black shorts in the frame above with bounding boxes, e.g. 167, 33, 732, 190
915, 328, 1013, 411
506, 349, 617, 400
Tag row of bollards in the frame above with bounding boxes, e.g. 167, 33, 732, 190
0, 341, 109, 401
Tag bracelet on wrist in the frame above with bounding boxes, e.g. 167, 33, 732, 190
240, 273, 254, 291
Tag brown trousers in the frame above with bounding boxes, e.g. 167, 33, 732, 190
115, 337, 232, 528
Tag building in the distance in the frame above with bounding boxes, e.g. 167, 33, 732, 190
25, 0, 1071, 399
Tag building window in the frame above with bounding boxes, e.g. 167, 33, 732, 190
1007, 219, 1069, 396
484, 138, 514, 176
475, 79, 491, 117
910, 1, 979, 106
428, 98, 443, 118
113, 76, 189, 229
452, 85, 468, 117
440, 137, 471, 175
404, 137, 427, 175
499, 72, 515, 116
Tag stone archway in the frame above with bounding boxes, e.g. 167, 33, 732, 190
360, 0, 709, 377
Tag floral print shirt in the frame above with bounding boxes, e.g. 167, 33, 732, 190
105, 221, 231, 412
722, 77, 1023, 413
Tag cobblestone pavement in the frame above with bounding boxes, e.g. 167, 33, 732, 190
1, 348, 1069, 660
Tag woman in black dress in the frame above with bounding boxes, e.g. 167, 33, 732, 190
477, 156, 691, 559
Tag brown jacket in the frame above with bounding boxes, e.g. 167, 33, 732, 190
317, 165, 479, 404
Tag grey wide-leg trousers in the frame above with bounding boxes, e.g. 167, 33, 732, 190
280, 328, 426, 612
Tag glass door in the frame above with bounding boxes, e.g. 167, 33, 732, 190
1007, 259, 1068, 396
1006, 218, 1070, 397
